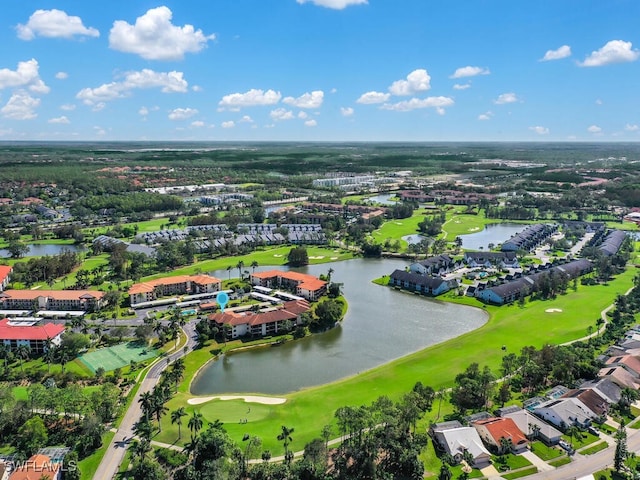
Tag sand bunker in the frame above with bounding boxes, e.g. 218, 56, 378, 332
188, 395, 287, 405
308, 256, 325, 260
545, 308, 563, 313
330, 256, 338, 260
273, 254, 283, 257
468, 227, 480, 232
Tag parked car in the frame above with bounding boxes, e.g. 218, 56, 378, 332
587, 426, 599, 436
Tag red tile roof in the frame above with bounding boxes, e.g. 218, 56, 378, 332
9, 454, 59, 480
129, 274, 221, 295
0, 289, 104, 301
209, 300, 310, 328
0, 318, 65, 341
251, 270, 327, 291
474, 417, 528, 447
0, 265, 12, 283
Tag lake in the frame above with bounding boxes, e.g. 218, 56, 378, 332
0, 243, 86, 258
365, 193, 398, 206
457, 223, 526, 251
191, 258, 488, 395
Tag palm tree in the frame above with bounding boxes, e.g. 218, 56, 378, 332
16, 345, 31, 374
171, 407, 187, 440
236, 260, 245, 279
277, 425, 295, 464
138, 391, 153, 422
129, 438, 151, 461
327, 267, 334, 283
43, 342, 56, 374
226, 265, 232, 281
152, 396, 169, 432
566, 425, 581, 449
188, 411, 204, 437
250, 260, 259, 273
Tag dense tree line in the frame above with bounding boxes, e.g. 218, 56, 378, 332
418, 212, 446, 236
72, 192, 183, 216
9, 250, 81, 287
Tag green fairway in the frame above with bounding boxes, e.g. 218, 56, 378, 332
199, 399, 272, 423
79, 342, 158, 372
441, 212, 503, 240
370, 212, 424, 249
155, 268, 636, 456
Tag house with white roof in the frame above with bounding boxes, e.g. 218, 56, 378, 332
430, 422, 491, 468
533, 397, 598, 429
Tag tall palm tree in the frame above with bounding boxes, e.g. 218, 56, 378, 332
277, 425, 295, 464
250, 260, 259, 273
171, 407, 187, 440
327, 267, 334, 283
16, 345, 31, 374
188, 411, 204, 437
226, 265, 232, 281
138, 391, 153, 422
43, 342, 56, 374
236, 260, 245, 279
129, 438, 151, 461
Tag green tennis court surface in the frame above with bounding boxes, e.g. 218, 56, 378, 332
79, 342, 158, 372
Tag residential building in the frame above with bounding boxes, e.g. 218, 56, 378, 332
498, 406, 563, 445
598, 366, 639, 390
430, 422, 491, 468
599, 230, 627, 256
533, 397, 597, 429
129, 274, 222, 307
560, 389, 609, 417
579, 378, 623, 405
605, 355, 640, 378
463, 252, 519, 269
0, 318, 65, 354
501, 224, 557, 252
250, 271, 326, 301
209, 300, 310, 338
472, 417, 529, 453
389, 270, 457, 297
8, 454, 61, 480
0, 290, 105, 312
409, 254, 461, 276
0, 266, 12, 292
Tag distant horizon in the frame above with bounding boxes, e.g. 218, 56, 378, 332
1, 2, 640, 142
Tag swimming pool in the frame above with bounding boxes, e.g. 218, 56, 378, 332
182, 309, 197, 316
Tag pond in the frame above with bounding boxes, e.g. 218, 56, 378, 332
365, 193, 398, 206
457, 223, 526, 251
0, 243, 86, 258
402, 234, 428, 245
190, 258, 488, 395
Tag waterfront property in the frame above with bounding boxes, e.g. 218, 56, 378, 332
389, 269, 457, 296
497, 406, 563, 445
501, 223, 557, 252
463, 251, 519, 269
532, 397, 598, 429
209, 299, 311, 339
599, 229, 627, 256
0, 318, 65, 353
0, 265, 12, 292
409, 254, 461, 276
430, 421, 492, 467
0, 289, 105, 312
475, 259, 593, 305
128, 274, 222, 307
250, 270, 327, 301
472, 417, 529, 453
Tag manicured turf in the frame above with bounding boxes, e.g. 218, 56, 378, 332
531, 441, 564, 461
370, 212, 425, 249
579, 441, 608, 455
78, 431, 115, 480
441, 212, 503, 240
79, 342, 158, 372
502, 466, 539, 479
155, 268, 636, 456
548, 456, 572, 468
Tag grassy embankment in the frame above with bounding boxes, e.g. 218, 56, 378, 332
152, 267, 636, 459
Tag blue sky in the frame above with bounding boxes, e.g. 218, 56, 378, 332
1, 0, 640, 141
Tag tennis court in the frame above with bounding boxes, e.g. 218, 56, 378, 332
79, 342, 158, 372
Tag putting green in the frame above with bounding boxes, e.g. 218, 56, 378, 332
198, 399, 272, 424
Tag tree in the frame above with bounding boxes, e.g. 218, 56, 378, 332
566, 425, 581, 449
188, 411, 204, 437
277, 425, 295, 465
287, 246, 309, 267
17, 416, 48, 456
138, 391, 154, 423
171, 407, 187, 440
236, 260, 245, 279
438, 461, 453, 480
251, 260, 259, 273
16, 344, 31, 374
614, 420, 627, 473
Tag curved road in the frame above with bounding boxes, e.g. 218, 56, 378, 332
92, 319, 199, 480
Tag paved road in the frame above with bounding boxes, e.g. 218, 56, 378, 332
92, 319, 199, 480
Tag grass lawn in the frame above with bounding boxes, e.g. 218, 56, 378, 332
563, 431, 599, 450
548, 456, 572, 467
8, 357, 93, 378
441, 212, 502, 240
78, 430, 115, 480
594, 468, 628, 480
502, 466, 538, 479
154, 267, 635, 456
531, 441, 564, 461
579, 441, 608, 455
600, 423, 617, 434
370, 212, 425, 249
493, 453, 532, 471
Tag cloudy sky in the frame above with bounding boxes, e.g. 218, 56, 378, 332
1, 0, 640, 141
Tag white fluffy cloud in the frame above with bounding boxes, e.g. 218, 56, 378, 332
305, 119, 318, 127
55, 72, 68, 80
625, 124, 639, 132
380, 96, 454, 112
191, 121, 205, 128
0, 59, 50, 94
541, 45, 571, 61
389, 69, 431, 96
109, 6, 214, 61
239, 115, 254, 123
168, 107, 198, 120
296, 0, 367, 9
494, 92, 519, 104
270, 108, 295, 121
478, 111, 493, 121
283, 90, 324, 108
17, 9, 99, 40
587, 125, 602, 133
219, 89, 282, 110
61, 104, 76, 111
356, 91, 390, 104
450, 66, 490, 78
580, 40, 639, 67
221, 121, 235, 128
48, 116, 70, 124
453, 83, 471, 90
529, 126, 549, 135
76, 69, 188, 105
341, 107, 354, 117
1, 91, 40, 120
